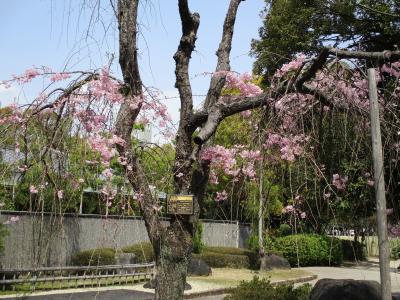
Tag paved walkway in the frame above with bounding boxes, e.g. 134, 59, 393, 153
2, 290, 154, 300
1, 289, 227, 300
3, 261, 400, 299
298, 264, 400, 292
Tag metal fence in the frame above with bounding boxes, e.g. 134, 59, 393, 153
0, 262, 154, 292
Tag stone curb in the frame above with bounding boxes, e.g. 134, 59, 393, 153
183, 274, 318, 299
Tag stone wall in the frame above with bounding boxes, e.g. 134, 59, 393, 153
0, 212, 251, 269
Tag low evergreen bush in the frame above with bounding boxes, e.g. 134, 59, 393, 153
204, 247, 258, 269
120, 243, 259, 269
71, 248, 116, 266
121, 242, 155, 263
273, 234, 343, 267
390, 240, 400, 260
224, 276, 311, 300
277, 224, 292, 237
194, 252, 250, 269
193, 222, 205, 254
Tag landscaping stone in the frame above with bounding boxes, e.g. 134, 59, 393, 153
264, 254, 291, 270
143, 279, 192, 290
187, 258, 212, 276
310, 278, 381, 300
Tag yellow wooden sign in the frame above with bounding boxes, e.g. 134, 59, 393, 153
167, 194, 194, 215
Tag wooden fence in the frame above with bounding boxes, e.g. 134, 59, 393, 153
0, 262, 155, 291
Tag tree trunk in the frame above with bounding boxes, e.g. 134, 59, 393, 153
154, 219, 193, 300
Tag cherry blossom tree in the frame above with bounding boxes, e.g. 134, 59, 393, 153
1, 0, 400, 299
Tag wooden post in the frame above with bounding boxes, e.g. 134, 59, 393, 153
368, 68, 391, 300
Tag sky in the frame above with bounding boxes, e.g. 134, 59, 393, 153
0, 0, 265, 141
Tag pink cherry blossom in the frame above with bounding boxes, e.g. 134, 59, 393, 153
215, 190, 228, 202
332, 174, 348, 190
29, 185, 38, 194
50, 72, 71, 82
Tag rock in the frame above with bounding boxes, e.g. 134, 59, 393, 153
263, 254, 291, 270
143, 279, 191, 290
115, 252, 136, 265
187, 258, 212, 276
310, 278, 382, 300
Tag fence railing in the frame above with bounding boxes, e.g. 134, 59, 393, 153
0, 262, 155, 292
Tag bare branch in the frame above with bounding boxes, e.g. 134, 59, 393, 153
174, 0, 200, 113
193, 0, 244, 145
203, 0, 243, 109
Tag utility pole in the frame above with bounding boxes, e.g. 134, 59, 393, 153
368, 68, 391, 300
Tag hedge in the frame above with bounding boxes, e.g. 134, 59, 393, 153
272, 234, 342, 267
204, 247, 259, 269
194, 252, 250, 269
121, 242, 155, 263
121, 243, 259, 269
71, 248, 116, 266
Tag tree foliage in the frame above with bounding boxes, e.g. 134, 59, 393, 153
252, 0, 400, 77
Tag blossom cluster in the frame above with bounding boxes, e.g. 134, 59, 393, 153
223, 72, 263, 97
201, 145, 262, 201
332, 174, 348, 190
281, 195, 307, 220
274, 54, 306, 78
264, 133, 306, 162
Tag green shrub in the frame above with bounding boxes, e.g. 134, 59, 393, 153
71, 248, 116, 266
277, 224, 292, 237
390, 240, 400, 260
194, 252, 250, 269
273, 234, 342, 267
204, 247, 259, 269
246, 233, 260, 251
193, 222, 205, 254
224, 276, 311, 300
121, 242, 154, 263
341, 239, 366, 261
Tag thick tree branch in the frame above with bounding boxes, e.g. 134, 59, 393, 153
295, 48, 330, 90
174, 0, 200, 113
328, 48, 400, 62
193, 0, 243, 146
173, 0, 200, 193
115, 0, 161, 244
203, 0, 243, 110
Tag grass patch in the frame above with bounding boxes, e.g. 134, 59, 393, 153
189, 268, 313, 288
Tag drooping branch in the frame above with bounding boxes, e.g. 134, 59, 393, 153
30, 74, 97, 116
